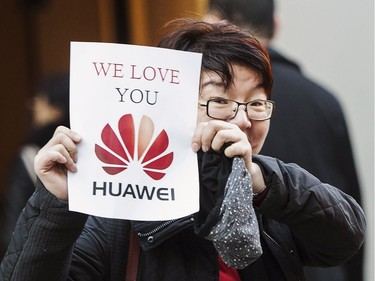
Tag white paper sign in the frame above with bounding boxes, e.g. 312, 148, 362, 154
69, 42, 202, 221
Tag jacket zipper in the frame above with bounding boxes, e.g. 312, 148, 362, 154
137, 219, 180, 238
263, 230, 303, 281
263, 230, 282, 249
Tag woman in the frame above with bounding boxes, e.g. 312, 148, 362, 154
0, 19, 365, 281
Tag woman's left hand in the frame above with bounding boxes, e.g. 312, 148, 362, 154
192, 120, 252, 169
191, 120, 266, 192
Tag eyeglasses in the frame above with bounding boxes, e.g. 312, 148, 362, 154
199, 98, 275, 121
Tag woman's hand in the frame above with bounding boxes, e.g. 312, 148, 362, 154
34, 126, 82, 201
191, 120, 265, 192
192, 120, 252, 164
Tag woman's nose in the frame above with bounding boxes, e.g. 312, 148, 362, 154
230, 105, 251, 130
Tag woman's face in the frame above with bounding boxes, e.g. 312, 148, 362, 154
198, 64, 270, 154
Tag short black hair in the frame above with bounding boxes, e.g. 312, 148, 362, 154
158, 19, 273, 98
207, 0, 275, 39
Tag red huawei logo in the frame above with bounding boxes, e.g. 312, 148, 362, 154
95, 114, 174, 180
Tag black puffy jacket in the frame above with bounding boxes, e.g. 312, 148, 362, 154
0, 153, 366, 281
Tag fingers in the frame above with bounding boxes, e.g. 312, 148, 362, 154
192, 121, 251, 157
210, 129, 244, 152
36, 126, 82, 174
33, 126, 82, 201
192, 122, 208, 152
44, 127, 81, 160
36, 144, 77, 173
223, 141, 253, 171
53, 125, 82, 142
192, 121, 229, 152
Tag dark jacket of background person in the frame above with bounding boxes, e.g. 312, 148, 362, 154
205, 1, 364, 280
261, 48, 363, 281
262, 48, 362, 203
0, 153, 366, 281
0, 73, 69, 258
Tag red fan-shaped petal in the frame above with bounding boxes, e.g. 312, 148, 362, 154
101, 124, 129, 162
143, 152, 174, 170
102, 166, 127, 175
143, 170, 166, 180
118, 114, 135, 159
95, 144, 126, 165
142, 130, 169, 163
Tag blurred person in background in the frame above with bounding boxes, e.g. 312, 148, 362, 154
205, 1, 364, 280
0, 73, 69, 258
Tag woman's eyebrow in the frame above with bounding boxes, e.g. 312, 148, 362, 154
201, 80, 225, 89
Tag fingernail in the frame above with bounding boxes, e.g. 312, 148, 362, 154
192, 143, 199, 152
73, 133, 82, 142
71, 163, 77, 172
202, 145, 208, 152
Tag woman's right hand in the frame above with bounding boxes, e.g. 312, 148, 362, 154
34, 126, 82, 201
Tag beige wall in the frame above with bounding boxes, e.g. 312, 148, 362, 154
272, 1, 374, 280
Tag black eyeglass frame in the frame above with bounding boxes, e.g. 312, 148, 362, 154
199, 98, 275, 121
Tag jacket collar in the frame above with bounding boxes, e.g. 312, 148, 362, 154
266, 48, 301, 73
